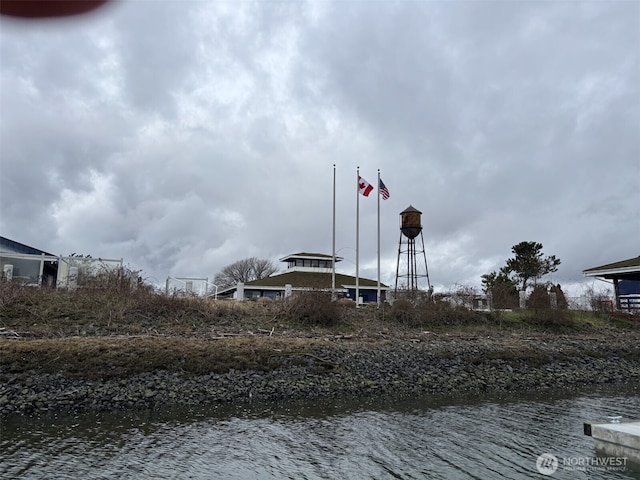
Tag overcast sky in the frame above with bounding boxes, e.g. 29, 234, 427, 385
1, 0, 638, 295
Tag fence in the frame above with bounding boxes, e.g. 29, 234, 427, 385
620, 295, 640, 313
165, 277, 218, 298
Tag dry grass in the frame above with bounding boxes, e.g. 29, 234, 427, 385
1, 280, 638, 379
2, 280, 637, 339
0, 282, 275, 338
0, 336, 329, 379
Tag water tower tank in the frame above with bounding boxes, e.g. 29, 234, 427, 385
400, 205, 422, 239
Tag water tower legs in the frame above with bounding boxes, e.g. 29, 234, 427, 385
394, 230, 431, 294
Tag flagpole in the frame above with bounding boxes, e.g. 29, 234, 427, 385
332, 164, 336, 300
356, 166, 360, 306
377, 169, 381, 307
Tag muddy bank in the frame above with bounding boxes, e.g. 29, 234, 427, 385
1, 332, 639, 419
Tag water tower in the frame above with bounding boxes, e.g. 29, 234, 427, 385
395, 205, 432, 293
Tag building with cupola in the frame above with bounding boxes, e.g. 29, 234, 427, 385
218, 252, 387, 304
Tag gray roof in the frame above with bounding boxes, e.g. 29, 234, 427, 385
278, 252, 342, 262
0, 236, 53, 256
245, 270, 386, 289
583, 256, 640, 277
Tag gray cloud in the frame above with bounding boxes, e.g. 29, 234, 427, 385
1, 0, 638, 296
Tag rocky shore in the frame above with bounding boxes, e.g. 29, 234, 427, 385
1, 332, 639, 419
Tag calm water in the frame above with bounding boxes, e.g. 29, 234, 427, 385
1, 387, 639, 479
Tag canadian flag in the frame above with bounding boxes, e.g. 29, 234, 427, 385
358, 176, 373, 197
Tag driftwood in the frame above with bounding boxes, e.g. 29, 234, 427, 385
211, 332, 244, 337
0, 327, 20, 338
257, 327, 276, 336
331, 334, 354, 340
208, 329, 278, 340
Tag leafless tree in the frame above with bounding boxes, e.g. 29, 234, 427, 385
214, 257, 278, 289
583, 283, 613, 314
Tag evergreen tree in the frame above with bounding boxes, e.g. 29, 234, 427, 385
481, 269, 518, 309
503, 241, 561, 291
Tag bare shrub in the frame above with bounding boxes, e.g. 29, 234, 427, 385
0, 274, 250, 337
337, 298, 355, 307
0, 279, 29, 312
389, 299, 419, 326
82, 266, 153, 295
447, 283, 478, 310
392, 289, 431, 305
278, 291, 341, 326
417, 299, 485, 327
388, 295, 485, 328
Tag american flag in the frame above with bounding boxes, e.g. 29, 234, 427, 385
379, 178, 390, 200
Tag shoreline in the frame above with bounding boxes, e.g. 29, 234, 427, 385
2, 331, 639, 419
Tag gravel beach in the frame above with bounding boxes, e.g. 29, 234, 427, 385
2, 331, 638, 418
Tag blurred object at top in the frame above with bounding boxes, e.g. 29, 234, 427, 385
1, 0, 111, 18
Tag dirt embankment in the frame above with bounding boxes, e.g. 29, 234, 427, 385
2, 329, 639, 419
